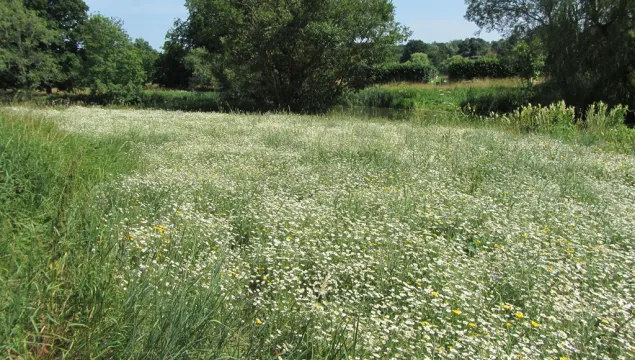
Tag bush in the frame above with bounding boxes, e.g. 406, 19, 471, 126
499, 101, 629, 134
584, 102, 629, 132
91, 82, 144, 105
448, 57, 515, 81
500, 101, 576, 133
373, 62, 438, 84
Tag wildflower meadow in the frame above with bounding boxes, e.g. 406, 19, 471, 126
2, 106, 632, 358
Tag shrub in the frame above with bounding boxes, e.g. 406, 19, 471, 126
500, 101, 576, 133
373, 62, 438, 84
584, 102, 629, 132
91, 82, 144, 105
499, 101, 630, 135
448, 57, 515, 81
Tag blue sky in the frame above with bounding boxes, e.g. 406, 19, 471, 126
84, 0, 500, 50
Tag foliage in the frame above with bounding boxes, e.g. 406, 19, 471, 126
584, 102, 630, 132
0, 0, 61, 90
511, 38, 546, 84
409, 52, 431, 66
23, 0, 88, 91
438, 55, 465, 75
23, 0, 88, 32
499, 101, 577, 133
465, 0, 635, 116
2, 89, 221, 111
461, 86, 540, 115
183, 48, 217, 90
457, 37, 490, 58
134, 38, 160, 84
342, 79, 527, 111
399, 39, 426, 63
496, 101, 631, 145
448, 56, 515, 81
185, 0, 409, 113
153, 20, 193, 89
373, 62, 438, 84
399, 38, 492, 69
80, 15, 145, 97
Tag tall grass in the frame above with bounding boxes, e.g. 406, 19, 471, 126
0, 90, 221, 112
342, 80, 535, 112
0, 110, 236, 358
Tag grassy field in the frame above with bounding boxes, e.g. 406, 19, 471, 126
1, 106, 634, 358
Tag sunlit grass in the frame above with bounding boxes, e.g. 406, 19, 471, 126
377, 77, 528, 90
1, 106, 634, 358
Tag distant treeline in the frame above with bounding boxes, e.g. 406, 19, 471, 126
1, 0, 633, 115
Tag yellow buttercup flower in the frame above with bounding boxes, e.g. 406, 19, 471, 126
153, 225, 169, 233
531, 321, 540, 328
255, 319, 263, 325
515, 312, 525, 319
452, 309, 461, 316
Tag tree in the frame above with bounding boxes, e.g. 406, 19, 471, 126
457, 37, 490, 58
134, 38, 160, 83
438, 55, 465, 75
512, 38, 545, 84
184, 47, 217, 90
400, 40, 426, 63
185, 0, 409, 113
409, 53, 431, 66
23, 0, 89, 92
0, 0, 60, 90
465, 0, 635, 111
23, 0, 88, 32
154, 20, 192, 89
80, 15, 145, 95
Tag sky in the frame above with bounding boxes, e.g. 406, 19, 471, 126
83, 0, 500, 50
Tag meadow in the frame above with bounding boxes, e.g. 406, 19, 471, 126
1, 105, 634, 358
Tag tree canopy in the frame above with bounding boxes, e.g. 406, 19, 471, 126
184, 0, 409, 113
465, 0, 635, 110
153, 20, 193, 89
134, 38, 160, 84
0, 0, 60, 90
80, 15, 145, 94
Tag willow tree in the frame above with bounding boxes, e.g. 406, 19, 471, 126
465, 0, 635, 111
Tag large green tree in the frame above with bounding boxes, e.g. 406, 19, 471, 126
154, 20, 193, 89
185, 0, 409, 113
0, 0, 60, 90
134, 38, 160, 83
465, 0, 635, 111
23, 0, 89, 91
399, 40, 426, 63
457, 37, 490, 58
80, 15, 145, 94
184, 47, 217, 90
